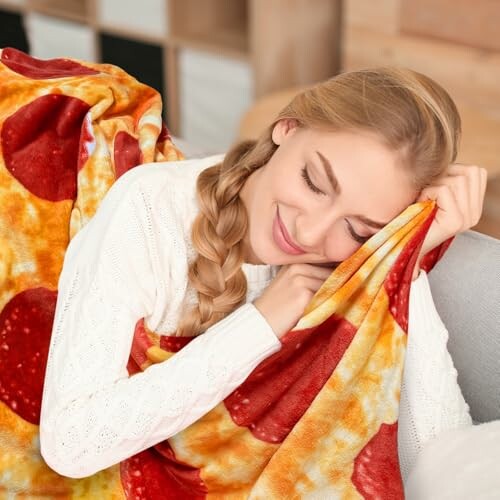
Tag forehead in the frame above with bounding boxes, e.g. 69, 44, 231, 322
300, 128, 417, 218
301, 128, 396, 163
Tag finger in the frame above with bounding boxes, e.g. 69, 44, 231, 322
449, 165, 487, 226
447, 162, 472, 171
308, 265, 336, 279
294, 263, 335, 279
452, 174, 472, 227
479, 168, 488, 206
430, 175, 471, 228
470, 169, 481, 227
420, 184, 464, 234
476, 168, 488, 226
301, 276, 331, 293
467, 167, 483, 227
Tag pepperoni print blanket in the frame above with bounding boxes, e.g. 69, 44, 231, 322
0, 47, 454, 499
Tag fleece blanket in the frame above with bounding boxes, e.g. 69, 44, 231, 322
0, 47, 454, 499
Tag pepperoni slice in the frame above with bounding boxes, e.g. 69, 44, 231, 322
128, 318, 154, 370
157, 123, 171, 144
384, 235, 421, 333
159, 334, 193, 353
77, 114, 95, 172
121, 441, 207, 499
384, 203, 442, 332
114, 131, 143, 179
0, 47, 98, 79
225, 314, 357, 443
1, 94, 90, 201
0, 287, 57, 425
352, 422, 404, 499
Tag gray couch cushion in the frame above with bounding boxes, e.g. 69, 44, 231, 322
427, 230, 500, 423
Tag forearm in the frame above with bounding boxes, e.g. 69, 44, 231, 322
40, 303, 281, 479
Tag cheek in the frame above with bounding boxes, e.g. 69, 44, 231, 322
268, 159, 303, 195
274, 176, 310, 208
252, 198, 275, 234
324, 226, 363, 262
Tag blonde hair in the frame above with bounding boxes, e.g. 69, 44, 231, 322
174, 66, 462, 337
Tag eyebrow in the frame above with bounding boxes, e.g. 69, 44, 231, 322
316, 150, 341, 195
315, 150, 391, 230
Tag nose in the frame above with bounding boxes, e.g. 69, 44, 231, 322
295, 212, 338, 254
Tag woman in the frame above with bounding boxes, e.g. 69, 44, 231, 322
39, 67, 487, 484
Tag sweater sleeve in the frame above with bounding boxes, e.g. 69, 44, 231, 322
39, 169, 282, 479
397, 269, 473, 485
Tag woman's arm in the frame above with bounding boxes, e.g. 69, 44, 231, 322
39, 168, 282, 479
398, 269, 473, 484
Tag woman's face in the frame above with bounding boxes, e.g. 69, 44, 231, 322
239, 119, 420, 266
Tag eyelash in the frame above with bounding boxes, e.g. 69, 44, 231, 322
300, 166, 371, 244
301, 166, 324, 195
347, 222, 371, 244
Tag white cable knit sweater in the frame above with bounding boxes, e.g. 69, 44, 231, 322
39, 154, 473, 484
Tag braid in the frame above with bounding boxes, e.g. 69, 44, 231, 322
175, 139, 275, 337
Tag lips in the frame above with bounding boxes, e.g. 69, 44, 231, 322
274, 206, 306, 255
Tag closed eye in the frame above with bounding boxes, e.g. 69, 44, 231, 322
301, 166, 325, 195
345, 219, 372, 244
301, 165, 373, 244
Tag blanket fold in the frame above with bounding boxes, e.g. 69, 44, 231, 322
0, 47, 453, 499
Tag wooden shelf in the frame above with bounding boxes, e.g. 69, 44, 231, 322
28, 0, 89, 23
169, 31, 248, 61
169, 0, 249, 57
98, 23, 165, 46
0, 0, 27, 14
95, 0, 167, 42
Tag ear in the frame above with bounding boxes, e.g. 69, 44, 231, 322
271, 118, 299, 145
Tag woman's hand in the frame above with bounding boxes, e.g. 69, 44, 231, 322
253, 263, 334, 339
412, 163, 488, 280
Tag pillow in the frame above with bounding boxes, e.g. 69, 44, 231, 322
405, 420, 500, 499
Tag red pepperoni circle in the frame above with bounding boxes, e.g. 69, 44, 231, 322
384, 204, 450, 333
157, 122, 171, 143
159, 333, 193, 353
0, 287, 57, 425
114, 131, 143, 179
1, 94, 90, 201
1, 47, 98, 79
352, 422, 404, 499
225, 314, 357, 443
128, 318, 154, 370
384, 239, 416, 333
120, 441, 207, 499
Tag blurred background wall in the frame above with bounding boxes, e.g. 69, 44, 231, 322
341, 0, 500, 238
0, 0, 498, 238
